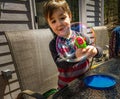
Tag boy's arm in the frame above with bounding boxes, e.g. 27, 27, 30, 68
94, 46, 103, 58
49, 37, 103, 69
49, 38, 79, 69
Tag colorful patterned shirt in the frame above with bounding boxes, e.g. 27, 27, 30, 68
56, 31, 89, 89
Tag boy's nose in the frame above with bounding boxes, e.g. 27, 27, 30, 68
56, 20, 62, 26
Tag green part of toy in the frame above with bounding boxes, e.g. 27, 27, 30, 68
43, 88, 58, 98
75, 36, 87, 48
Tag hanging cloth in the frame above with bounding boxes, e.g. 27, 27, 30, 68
109, 26, 120, 58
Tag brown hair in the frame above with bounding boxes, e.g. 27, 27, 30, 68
43, 0, 71, 21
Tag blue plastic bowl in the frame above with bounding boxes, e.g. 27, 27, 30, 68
83, 74, 116, 90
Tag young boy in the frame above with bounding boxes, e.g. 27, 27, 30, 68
43, 0, 102, 89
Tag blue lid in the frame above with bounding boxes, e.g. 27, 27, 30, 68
83, 74, 116, 90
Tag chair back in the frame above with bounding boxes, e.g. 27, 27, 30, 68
91, 26, 109, 50
91, 26, 109, 64
5, 29, 58, 95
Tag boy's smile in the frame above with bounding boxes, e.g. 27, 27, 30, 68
47, 8, 72, 38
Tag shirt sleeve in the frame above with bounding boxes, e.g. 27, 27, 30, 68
94, 46, 103, 58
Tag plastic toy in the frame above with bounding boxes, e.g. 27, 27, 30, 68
83, 74, 116, 90
75, 36, 87, 48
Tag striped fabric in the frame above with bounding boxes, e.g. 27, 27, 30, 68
58, 60, 89, 88
109, 26, 120, 58
56, 31, 90, 89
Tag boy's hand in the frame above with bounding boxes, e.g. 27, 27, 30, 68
75, 45, 97, 58
84, 45, 98, 58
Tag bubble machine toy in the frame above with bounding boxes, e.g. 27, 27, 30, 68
75, 36, 87, 48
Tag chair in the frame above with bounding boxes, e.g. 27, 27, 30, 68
4, 29, 58, 99
0, 75, 8, 99
91, 26, 109, 51
90, 26, 109, 67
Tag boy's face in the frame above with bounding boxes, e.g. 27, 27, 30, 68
47, 8, 72, 38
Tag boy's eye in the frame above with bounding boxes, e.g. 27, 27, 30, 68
51, 20, 56, 24
61, 16, 66, 20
